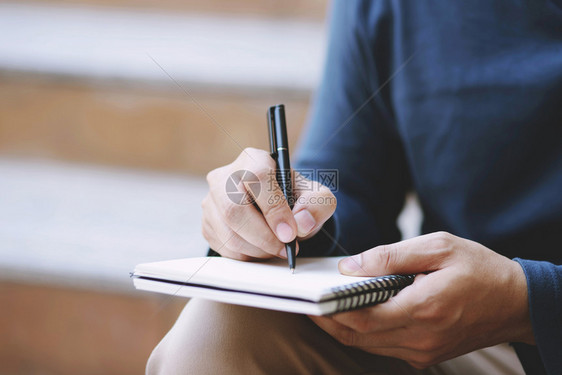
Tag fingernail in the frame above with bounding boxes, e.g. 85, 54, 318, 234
276, 222, 294, 243
340, 255, 362, 274
278, 248, 287, 259
294, 209, 316, 236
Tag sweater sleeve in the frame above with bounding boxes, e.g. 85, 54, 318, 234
294, 0, 411, 257
514, 258, 562, 374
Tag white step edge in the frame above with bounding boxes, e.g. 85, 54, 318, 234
0, 3, 326, 93
0, 158, 209, 293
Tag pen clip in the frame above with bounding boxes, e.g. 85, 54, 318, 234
267, 106, 278, 159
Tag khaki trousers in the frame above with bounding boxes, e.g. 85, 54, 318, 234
147, 299, 526, 375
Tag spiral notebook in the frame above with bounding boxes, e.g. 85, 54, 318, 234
131, 256, 414, 316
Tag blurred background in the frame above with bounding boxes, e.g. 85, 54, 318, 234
0, 0, 328, 373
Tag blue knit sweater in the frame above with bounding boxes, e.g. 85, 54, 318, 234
295, 1, 562, 373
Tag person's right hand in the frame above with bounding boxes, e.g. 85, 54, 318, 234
202, 147, 337, 261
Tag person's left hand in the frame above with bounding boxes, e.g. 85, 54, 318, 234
308, 232, 534, 369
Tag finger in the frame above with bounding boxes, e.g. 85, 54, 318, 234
233, 148, 298, 245
329, 274, 431, 332
308, 315, 355, 344
208, 177, 287, 257
292, 173, 337, 239
355, 346, 427, 366
232, 204, 291, 257
202, 217, 251, 261
358, 346, 453, 369
311, 316, 450, 367
215, 247, 253, 262
330, 297, 413, 333
309, 315, 408, 350
338, 232, 458, 276
205, 200, 277, 259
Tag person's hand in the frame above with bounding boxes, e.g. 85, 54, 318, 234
202, 148, 336, 261
309, 232, 534, 369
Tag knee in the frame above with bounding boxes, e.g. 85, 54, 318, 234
145, 309, 191, 375
145, 299, 305, 374
145, 300, 219, 375
145, 341, 165, 375
145, 299, 268, 374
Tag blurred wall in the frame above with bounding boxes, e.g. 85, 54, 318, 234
0, 1, 327, 374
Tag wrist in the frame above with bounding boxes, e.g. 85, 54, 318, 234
506, 259, 535, 345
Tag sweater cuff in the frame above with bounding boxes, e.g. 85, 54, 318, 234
513, 258, 562, 375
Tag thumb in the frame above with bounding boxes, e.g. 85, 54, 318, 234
339, 232, 456, 276
292, 177, 336, 240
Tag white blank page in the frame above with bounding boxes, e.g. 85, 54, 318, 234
134, 257, 371, 301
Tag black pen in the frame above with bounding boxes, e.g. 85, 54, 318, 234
267, 104, 297, 273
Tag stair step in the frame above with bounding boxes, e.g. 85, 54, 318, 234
0, 159, 208, 292
29, 0, 327, 20
0, 3, 325, 92
0, 77, 310, 173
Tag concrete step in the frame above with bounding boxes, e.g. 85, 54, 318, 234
0, 2, 323, 173
0, 3, 325, 92
0, 158, 208, 292
28, 0, 327, 20
0, 281, 185, 375
0, 77, 310, 174
0, 158, 204, 374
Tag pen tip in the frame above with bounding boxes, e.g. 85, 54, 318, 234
290, 268, 295, 274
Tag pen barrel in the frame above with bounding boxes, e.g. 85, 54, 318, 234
276, 153, 294, 209
267, 104, 297, 270
271, 105, 289, 152
268, 104, 294, 209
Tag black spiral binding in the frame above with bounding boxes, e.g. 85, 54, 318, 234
330, 275, 415, 313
